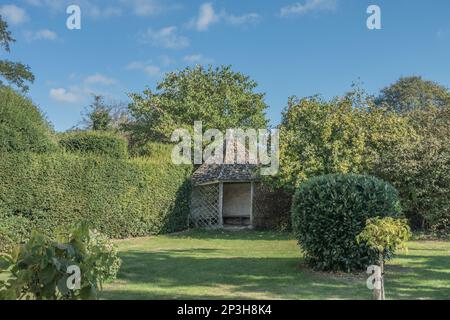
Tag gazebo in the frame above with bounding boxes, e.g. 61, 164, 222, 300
190, 163, 291, 229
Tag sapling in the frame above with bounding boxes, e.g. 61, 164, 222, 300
357, 217, 411, 300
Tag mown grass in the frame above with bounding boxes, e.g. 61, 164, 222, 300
102, 229, 450, 300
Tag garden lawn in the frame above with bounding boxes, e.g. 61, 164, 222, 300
102, 230, 450, 300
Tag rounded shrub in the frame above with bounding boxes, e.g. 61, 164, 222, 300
0, 87, 57, 153
291, 174, 401, 272
59, 131, 128, 159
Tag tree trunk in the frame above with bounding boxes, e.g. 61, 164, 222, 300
380, 257, 385, 300
373, 255, 386, 300
373, 282, 382, 300
373, 254, 385, 300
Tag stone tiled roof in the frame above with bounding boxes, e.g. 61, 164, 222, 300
192, 138, 262, 185
192, 163, 259, 185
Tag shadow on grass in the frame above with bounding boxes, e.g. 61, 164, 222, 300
167, 229, 294, 241
102, 249, 371, 300
385, 254, 450, 300
102, 232, 450, 300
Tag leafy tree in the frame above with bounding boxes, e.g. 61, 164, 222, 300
376, 76, 450, 113
374, 104, 449, 232
270, 90, 414, 192
0, 15, 34, 92
374, 78, 450, 232
126, 65, 268, 145
357, 217, 411, 300
407, 104, 450, 145
374, 132, 449, 232
82, 95, 113, 131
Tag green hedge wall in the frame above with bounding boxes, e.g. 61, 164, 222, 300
0, 152, 192, 252
58, 131, 128, 159
0, 87, 57, 153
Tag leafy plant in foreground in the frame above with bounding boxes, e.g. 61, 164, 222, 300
0, 222, 121, 300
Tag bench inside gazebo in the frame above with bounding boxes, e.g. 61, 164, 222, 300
190, 163, 258, 228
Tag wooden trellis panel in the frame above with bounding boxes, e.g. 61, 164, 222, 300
190, 184, 222, 228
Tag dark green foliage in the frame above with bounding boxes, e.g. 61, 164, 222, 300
0, 61, 35, 93
0, 17, 14, 52
291, 174, 401, 272
0, 16, 34, 92
0, 222, 121, 300
0, 87, 57, 152
374, 105, 449, 233
374, 136, 449, 233
376, 76, 450, 113
82, 95, 113, 131
0, 152, 192, 252
59, 131, 128, 159
252, 184, 292, 231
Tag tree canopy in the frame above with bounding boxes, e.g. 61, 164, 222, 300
126, 65, 268, 145
270, 91, 414, 192
0, 15, 34, 92
83, 95, 113, 131
376, 76, 450, 113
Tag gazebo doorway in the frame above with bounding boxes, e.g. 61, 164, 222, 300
222, 182, 252, 226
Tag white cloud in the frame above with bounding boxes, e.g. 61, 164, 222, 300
195, 2, 220, 31
190, 3, 261, 31
280, 0, 337, 17
183, 54, 214, 65
225, 13, 261, 26
126, 61, 144, 70
143, 65, 161, 76
126, 61, 161, 77
24, 0, 64, 12
120, 0, 173, 16
129, 0, 159, 16
25, 0, 122, 18
139, 26, 189, 49
49, 88, 79, 103
84, 73, 117, 85
24, 29, 58, 41
0, 5, 29, 25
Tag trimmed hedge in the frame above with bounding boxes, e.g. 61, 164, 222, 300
59, 131, 128, 159
291, 174, 401, 272
0, 87, 57, 153
0, 151, 192, 252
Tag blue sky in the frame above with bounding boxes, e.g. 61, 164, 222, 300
1, 0, 450, 131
